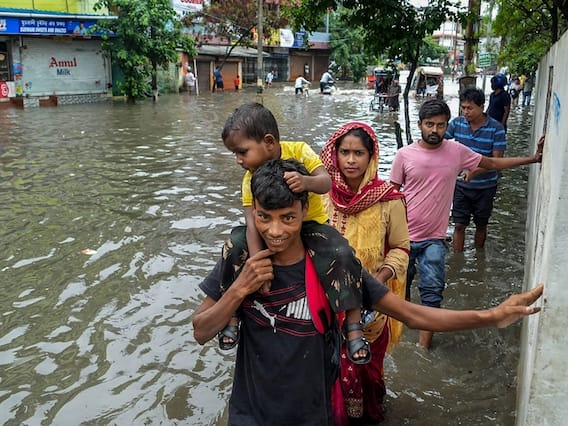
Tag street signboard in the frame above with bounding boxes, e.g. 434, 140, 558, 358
478, 52, 491, 68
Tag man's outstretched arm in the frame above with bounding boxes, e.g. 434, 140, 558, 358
373, 284, 543, 331
478, 135, 544, 171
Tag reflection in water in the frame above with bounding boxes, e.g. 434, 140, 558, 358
0, 82, 533, 425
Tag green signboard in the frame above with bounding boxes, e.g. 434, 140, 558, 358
478, 52, 491, 68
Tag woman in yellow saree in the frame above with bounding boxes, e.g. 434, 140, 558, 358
321, 121, 409, 424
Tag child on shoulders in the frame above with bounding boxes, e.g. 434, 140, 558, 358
218, 102, 371, 365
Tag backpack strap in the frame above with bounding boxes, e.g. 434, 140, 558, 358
305, 252, 332, 334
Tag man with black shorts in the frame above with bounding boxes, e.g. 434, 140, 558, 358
446, 88, 506, 252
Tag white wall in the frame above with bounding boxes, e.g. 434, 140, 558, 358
516, 30, 568, 426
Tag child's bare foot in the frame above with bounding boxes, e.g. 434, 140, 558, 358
218, 315, 240, 350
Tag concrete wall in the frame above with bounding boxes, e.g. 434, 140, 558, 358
517, 30, 568, 426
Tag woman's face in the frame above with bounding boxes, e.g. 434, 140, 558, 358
336, 133, 371, 191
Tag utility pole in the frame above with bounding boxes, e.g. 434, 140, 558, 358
481, 1, 494, 93
256, 0, 264, 93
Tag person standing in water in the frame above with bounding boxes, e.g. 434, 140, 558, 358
321, 122, 409, 423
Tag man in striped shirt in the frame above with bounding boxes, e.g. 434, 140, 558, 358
390, 99, 542, 348
445, 87, 507, 252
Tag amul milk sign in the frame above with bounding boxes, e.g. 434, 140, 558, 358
21, 38, 108, 96
49, 56, 79, 76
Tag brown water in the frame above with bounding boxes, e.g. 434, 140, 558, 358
0, 79, 536, 425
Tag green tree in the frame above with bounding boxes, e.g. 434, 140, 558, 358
94, 0, 196, 103
493, 0, 568, 76
183, 0, 286, 68
329, 10, 377, 83
284, 0, 461, 145
420, 35, 449, 65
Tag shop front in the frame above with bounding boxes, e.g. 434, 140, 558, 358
0, 12, 114, 107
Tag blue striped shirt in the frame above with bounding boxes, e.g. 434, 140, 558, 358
446, 115, 507, 188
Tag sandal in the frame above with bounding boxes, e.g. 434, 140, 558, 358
218, 324, 239, 350
343, 322, 371, 365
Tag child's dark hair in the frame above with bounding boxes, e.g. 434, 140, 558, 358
251, 159, 309, 210
459, 87, 485, 107
221, 102, 280, 143
418, 99, 452, 122
335, 128, 375, 156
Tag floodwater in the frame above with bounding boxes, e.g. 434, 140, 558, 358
0, 76, 537, 425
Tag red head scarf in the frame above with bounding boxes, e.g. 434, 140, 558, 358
320, 121, 403, 215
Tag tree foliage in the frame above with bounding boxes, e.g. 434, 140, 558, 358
183, 0, 287, 67
493, 0, 568, 76
94, 0, 196, 103
329, 10, 377, 82
420, 35, 449, 65
284, 0, 461, 145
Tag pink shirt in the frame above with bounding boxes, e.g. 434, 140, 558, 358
389, 139, 482, 242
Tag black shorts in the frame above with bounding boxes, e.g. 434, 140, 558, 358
452, 185, 498, 226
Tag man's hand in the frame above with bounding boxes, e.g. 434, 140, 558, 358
458, 169, 473, 182
235, 249, 274, 296
534, 135, 545, 163
491, 284, 544, 328
284, 171, 307, 193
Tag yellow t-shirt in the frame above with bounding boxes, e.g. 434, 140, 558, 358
241, 141, 328, 224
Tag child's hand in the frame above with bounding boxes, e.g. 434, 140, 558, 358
283, 171, 306, 192
258, 281, 271, 295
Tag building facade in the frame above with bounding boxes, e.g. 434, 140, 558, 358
172, 0, 332, 94
0, 1, 114, 107
432, 20, 465, 72
0, 0, 333, 105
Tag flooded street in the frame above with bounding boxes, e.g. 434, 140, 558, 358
0, 76, 536, 425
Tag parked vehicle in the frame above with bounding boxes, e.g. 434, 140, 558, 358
368, 67, 399, 112
411, 66, 444, 98
367, 67, 399, 94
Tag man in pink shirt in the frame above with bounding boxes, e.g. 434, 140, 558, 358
390, 99, 542, 349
